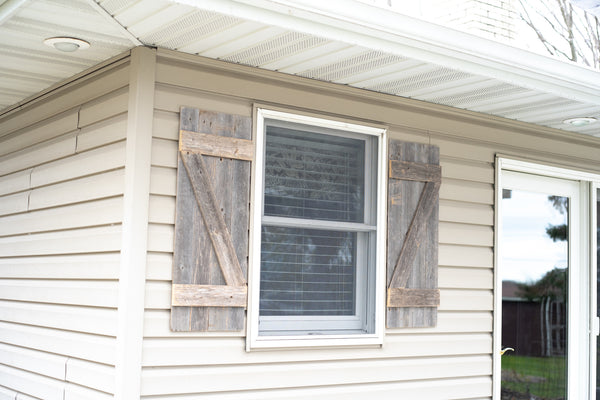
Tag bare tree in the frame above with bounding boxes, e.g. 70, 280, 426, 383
517, 0, 600, 68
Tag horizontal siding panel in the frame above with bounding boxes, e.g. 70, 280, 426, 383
0, 192, 29, 216
0, 322, 116, 365
0, 343, 66, 381
140, 355, 491, 396
149, 166, 176, 196
141, 376, 490, 399
66, 359, 114, 395
31, 141, 126, 188
0, 253, 120, 279
439, 267, 493, 289
439, 199, 493, 226
0, 225, 122, 257
76, 114, 128, 153
440, 178, 493, 204
153, 82, 252, 117
15, 393, 38, 400
0, 300, 117, 336
441, 289, 493, 311
0, 197, 123, 236
142, 333, 491, 367
29, 169, 125, 210
153, 109, 179, 140
435, 137, 495, 162
0, 134, 76, 176
148, 195, 175, 225
439, 244, 493, 268
440, 158, 493, 183
0, 387, 16, 400
0, 280, 118, 308
78, 87, 128, 129
0, 365, 63, 400
439, 222, 493, 247
64, 383, 113, 400
0, 110, 78, 158
401, 311, 492, 334
142, 310, 491, 337
144, 281, 171, 310
146, 252, 172, 281
147, 224, 173, 253
0, 169, 30, 196
151, 138, 177, 168
0, 62, 129, 137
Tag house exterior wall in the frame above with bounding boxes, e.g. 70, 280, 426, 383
138, 49, 600, 399
0, 57, 131, 399
1, 47, 600, 400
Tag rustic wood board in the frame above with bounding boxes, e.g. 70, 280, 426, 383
387, 140, 440, 328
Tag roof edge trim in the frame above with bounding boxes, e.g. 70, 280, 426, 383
174, 0, 600, 105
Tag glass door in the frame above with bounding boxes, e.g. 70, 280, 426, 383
499, 170, 583, 400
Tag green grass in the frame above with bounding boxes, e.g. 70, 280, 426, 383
502, 355, 566, 399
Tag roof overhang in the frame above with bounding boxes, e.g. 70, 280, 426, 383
1, 0, 599, 137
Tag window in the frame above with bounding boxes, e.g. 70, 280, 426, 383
247, 109, 386, 348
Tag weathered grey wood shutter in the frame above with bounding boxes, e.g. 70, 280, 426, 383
170, 107, 252, 332
387, 140, 441, 328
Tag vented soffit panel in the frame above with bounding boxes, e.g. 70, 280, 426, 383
1, 0, 599, 137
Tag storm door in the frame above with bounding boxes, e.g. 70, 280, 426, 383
499, 170, 588, 400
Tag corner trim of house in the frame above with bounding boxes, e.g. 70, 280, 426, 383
115, 46, 157, 400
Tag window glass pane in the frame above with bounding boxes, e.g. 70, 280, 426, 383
264, 126, 365, 223
260, 226, 356, 316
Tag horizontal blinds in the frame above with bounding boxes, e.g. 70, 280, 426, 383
260, 226, 357, 316
264, 126, 365, 223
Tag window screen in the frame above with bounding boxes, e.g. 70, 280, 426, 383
257, 119, 376, 335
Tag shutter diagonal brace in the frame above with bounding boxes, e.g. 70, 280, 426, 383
388, 159, 441, 308
180, 151, 247, 287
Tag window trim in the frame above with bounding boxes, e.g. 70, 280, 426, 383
247, 108, 387, 350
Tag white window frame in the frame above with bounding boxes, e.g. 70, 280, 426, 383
494, 157, 600, 400
247, 108, 387, 350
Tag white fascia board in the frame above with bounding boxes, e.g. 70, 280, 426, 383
172, 0, 600, 105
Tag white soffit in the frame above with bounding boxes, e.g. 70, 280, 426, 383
1, 0, 599, 138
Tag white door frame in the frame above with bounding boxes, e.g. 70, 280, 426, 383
493, 157, 599, 400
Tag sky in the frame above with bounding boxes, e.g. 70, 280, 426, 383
501, 190, 568, 283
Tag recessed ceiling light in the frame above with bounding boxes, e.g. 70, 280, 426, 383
44, 37, 90, 52
562, 117, 597, 127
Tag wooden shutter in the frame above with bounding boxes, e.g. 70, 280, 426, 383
170, 107, 252, 332
387, 140, 441, 328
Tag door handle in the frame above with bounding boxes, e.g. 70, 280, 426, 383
500, 347, 514, 355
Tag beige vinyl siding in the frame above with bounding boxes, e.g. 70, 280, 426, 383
0, 61, 129, 399
136, 52, 510, 400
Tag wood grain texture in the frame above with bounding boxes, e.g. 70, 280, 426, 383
180, 152, 245, 287
171, 107, 251, 332
171, 284, 247, 307
179, 130, 253, 161
389, 160, 441, 183
387, 288, 440, 307
389, 180, 440, 288
387, 140, 440, 329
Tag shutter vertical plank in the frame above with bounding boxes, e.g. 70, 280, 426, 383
171, 108, 251, 332
387, 140, 440, 328
171, 108, 201, 331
